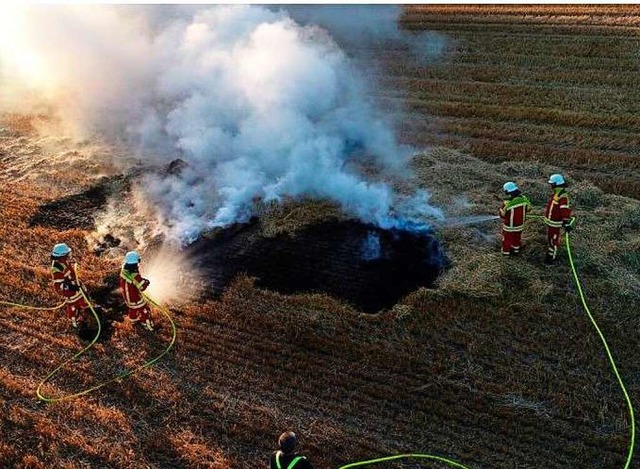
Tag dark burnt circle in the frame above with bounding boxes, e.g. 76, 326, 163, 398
188, 219, 445, 313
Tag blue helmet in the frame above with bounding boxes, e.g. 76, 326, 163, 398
51, 243, 71, 258
548, 174, 565, 186
503, 181, 519, 194
124, 251, 141, 265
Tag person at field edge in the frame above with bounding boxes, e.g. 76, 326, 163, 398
50, 243, 89, 328
543, 173, 575, 265
499, 181, 532, 256
119, 251, 154, 331
270, 431, 314, 469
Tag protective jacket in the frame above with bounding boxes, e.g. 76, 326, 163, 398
51, 259, 83, 303
119, 266, 150, 310
499, 194, 531, 232
270, 451, 314, 469
544, 188, 572, 228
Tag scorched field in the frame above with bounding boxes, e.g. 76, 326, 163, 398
1, 5, 640, 469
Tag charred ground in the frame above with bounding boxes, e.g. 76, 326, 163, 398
2, 6, 640, 469
189, 219, 444, 313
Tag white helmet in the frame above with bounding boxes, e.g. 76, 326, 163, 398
503, 182, 519, 194
52, 243, 71, 258
548, 174, 565, 186
124, 251, 141, 265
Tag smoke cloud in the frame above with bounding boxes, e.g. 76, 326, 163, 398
0, 5, 444, 245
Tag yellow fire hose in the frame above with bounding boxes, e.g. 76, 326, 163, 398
34, 285, 177, 403
1, 276, 176, 402
565, 233, 635, 469
0, 225, 633, 465
0, 301, 65, 311
338, 233, 635, 468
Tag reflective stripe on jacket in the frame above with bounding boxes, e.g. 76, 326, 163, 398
51, 260, 83, 301
499, 195, 531, 232
119, 268, 148, 309
544, 188, 572, 228
275, 451, 306, 469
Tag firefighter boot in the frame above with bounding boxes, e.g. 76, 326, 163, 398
544, 254, 556, 265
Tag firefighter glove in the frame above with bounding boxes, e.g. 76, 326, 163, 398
562, 220, 573, 232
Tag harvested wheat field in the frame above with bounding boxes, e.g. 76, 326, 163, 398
1, 5, 640, 469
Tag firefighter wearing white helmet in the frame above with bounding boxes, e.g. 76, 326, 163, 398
498, 182, 531, 256
119, 250, 154, 331
50, 243, 89, 328
544, 173, 575, 264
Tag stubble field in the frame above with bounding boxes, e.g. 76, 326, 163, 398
1, 5, 640, 469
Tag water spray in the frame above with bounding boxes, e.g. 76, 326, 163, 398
139, 247, 197, 305
435, 215, 500, 229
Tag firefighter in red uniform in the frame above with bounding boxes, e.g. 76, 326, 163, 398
544, 173, 575, 264
50, 243, 89, 328
499, 182, 531, 256
119, 251, 154, 331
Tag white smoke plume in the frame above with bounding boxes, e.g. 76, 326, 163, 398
283, 5, 448, 64
0, 5, 443, 245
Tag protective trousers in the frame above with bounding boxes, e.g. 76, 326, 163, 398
127, 304, 151, 323
501, 230, 522, 255
547, 226, 562, 260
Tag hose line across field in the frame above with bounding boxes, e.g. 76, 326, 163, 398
338, 453, 470, 469
0, 228, 633, 465
338, 233, 635, 469
0, 301, 65, 311
0, 280, 177, 402
565, 233, 635, 469
34, 288, 177, 403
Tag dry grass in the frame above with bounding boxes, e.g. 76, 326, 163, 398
390, 7, 640, 202
257, 197, 345, 238
2, 5, 640, 469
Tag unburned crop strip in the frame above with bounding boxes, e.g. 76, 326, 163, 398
406, 100, 640, 134
404, 5, 640, 17
452, 33, 640, 61
396, 79, 638, 115
402, 13, 640, 28
402, 21, 640, 38
384, 61, 640, 89
452, 51, 640, 73
417, 116, 640, 156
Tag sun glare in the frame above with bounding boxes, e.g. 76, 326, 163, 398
0, 5, 51, 91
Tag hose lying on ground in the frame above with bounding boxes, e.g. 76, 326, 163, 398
338, 233, 635, 468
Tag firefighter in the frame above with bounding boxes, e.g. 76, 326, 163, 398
270, 431, 314, 469
50, 243, 88, 328
499, 182, 532, 256
119, 251, 154, 331
543, 173, 575, 264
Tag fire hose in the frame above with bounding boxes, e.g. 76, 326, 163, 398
0, 228, 634, 464
338, 233, 635, 468
0, 278, 177, 402
35, 284, 177, 403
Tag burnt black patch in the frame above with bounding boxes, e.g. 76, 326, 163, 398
29, 176, 130, 230
77, 275, 126, 342
77, 305, 113, 342
188, 219, 445, 313
94, 234, 122, 257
